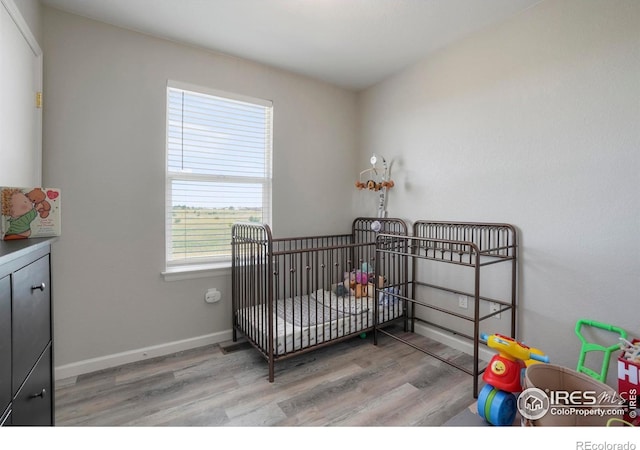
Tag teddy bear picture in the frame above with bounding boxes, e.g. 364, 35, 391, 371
1, 187, 61, 240
26, 187, 52, 219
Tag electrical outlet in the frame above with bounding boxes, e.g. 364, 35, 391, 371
489, 302, 501, 319
458, 295, 468, 309
205, 288, 222, 303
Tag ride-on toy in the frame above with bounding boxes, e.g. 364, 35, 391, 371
477, 333, 549, 426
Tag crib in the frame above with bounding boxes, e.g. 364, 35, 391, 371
231, 217, 409, 382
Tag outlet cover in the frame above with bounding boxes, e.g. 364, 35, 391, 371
458, 295, 468, 309
205, 288, 222, 303
489, 302, 501, 319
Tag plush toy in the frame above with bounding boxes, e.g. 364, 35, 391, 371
355, 270, 368, 285
355, 176, 393, 191
333, 283, 350, 297
345, 271, 356, 289
378, 287, 399, 306
26, 188, 51, 219
381, 180, 395, 189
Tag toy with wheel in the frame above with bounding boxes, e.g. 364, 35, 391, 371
477, 333, 549, 426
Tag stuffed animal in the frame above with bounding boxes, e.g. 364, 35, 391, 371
366, 179, 380, 191
381, 180, 395, 189
355, 270, 368, 285
26, 188, 51, 219
355, 179, 393, 191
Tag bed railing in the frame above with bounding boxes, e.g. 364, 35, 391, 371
412, 221, 517, 263
231, 222, 273, 357
231, 217, 409, 382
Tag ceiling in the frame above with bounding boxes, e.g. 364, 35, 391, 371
40, 0, 542, 91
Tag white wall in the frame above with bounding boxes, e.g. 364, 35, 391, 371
356, 0, 639, 385
1, 0, 42, 186
42, 7, 358, 373
13, 0, 40, 43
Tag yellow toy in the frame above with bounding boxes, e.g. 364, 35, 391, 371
477, 333, 549, 426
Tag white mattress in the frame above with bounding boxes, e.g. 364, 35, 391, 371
237, 289, 403, 356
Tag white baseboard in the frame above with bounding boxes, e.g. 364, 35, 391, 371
54, 330, 233, 381
412, 322, 494, 364
55, 325, 491, 381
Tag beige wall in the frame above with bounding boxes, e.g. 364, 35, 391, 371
42, 7, 358, 372
356, 0, 640, 384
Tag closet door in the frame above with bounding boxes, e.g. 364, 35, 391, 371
0, 0, 43, 186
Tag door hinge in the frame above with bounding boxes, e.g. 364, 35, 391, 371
36, 91, 42, 109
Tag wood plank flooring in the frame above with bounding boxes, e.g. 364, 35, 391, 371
55, 326, 479, 426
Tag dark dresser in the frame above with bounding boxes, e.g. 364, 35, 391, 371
0, 238, 55, 426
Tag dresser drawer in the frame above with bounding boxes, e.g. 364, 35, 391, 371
12, 346, 52, 426
12, 255, 51, 392
0, 276, 10, 411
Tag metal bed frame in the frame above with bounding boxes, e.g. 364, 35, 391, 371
373, 221, 517, 398
231, 217, 408, 382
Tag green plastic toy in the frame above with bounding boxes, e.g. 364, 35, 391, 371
575, 319, 627, 383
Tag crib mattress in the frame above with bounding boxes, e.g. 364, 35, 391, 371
236, 290, 403, 356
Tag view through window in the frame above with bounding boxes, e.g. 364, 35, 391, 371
166, 82, 273, 267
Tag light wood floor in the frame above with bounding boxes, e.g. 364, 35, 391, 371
55, 326, 479, 426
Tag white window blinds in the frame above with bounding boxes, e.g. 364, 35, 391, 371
166, 82, 272, 267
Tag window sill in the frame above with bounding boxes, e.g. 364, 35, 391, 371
162, 262, 231, 282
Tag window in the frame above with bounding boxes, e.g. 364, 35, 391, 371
165, 81, 272, 272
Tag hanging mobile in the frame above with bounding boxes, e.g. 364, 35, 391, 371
356, 154, 394, 232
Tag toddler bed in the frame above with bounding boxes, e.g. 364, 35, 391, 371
231, 217, 408, 382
